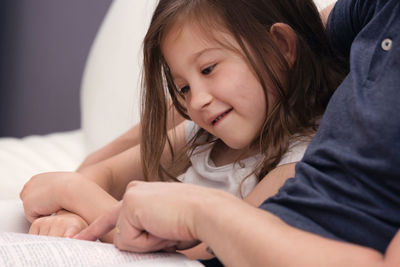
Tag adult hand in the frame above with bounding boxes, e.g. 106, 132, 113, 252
75, 181, 203, 253
29, 210, 88, 238
20, 171, 82, 222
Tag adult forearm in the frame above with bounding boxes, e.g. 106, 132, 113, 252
194, 191, 385, 267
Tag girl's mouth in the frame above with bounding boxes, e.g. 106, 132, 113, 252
212, 108, 233, 125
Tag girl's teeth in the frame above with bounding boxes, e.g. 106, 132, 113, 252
213, 113, 226, 124
212, 109, 233, 124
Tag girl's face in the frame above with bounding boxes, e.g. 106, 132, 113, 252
162, 23, 271, 150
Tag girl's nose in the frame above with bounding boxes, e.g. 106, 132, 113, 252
188, 84, 213, 111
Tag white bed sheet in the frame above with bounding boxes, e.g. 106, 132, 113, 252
0, 130, 86, 200
0, 200, 29, 233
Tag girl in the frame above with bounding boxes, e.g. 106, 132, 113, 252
20, 0, 347, 260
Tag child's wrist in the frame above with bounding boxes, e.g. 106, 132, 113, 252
60, 173, 118, 223
57, 173, 83, 212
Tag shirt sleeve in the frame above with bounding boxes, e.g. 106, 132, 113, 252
277, 138, 310, 166
327, 0, 379, 57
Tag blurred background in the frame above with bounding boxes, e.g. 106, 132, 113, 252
0, 0, 112, 138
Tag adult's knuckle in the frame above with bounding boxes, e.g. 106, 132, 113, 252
127, 180, 143, 189
123, 190, 137, 204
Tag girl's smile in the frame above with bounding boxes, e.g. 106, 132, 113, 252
210, 108, 233, 126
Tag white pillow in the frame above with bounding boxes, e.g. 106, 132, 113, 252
80, 0, 157, 153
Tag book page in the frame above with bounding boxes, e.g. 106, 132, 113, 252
0, 232, 204, 267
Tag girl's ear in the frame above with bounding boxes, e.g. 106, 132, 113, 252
269, 23, 297, 68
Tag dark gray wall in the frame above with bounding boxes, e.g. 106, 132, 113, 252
0, 0, 112, 138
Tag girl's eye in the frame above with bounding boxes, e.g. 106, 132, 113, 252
201, 64, 216, 75
179, 85, 190, 95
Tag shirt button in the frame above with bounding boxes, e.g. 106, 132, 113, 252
381, 38, 393, 51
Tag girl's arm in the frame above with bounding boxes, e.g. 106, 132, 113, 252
22, 143, 148, 225
76, 120, 188, 200
43, 122, 186, 240
181, 162, 296, 259
68, 121, 188, 225
27, 142, 146, 241
20, 121, 188, 228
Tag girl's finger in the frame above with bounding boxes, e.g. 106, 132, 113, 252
64, 225, 82, 238
29, 221, 40, 235
74, 202, 122, 241
38, 223, 50, 236
48, 225, 65, 237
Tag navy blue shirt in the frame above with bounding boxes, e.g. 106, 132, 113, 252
262, 0, 400, 253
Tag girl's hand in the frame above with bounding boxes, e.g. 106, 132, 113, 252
20, 172, 82, 222
29, 210, 88, 238
75, 181, 204, 252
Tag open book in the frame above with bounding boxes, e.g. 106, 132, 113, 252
0, 232, 204, 267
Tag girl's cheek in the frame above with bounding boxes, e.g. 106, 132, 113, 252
185, 98, 194, 114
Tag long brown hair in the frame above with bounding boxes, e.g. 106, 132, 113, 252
140, 0, 348, 181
